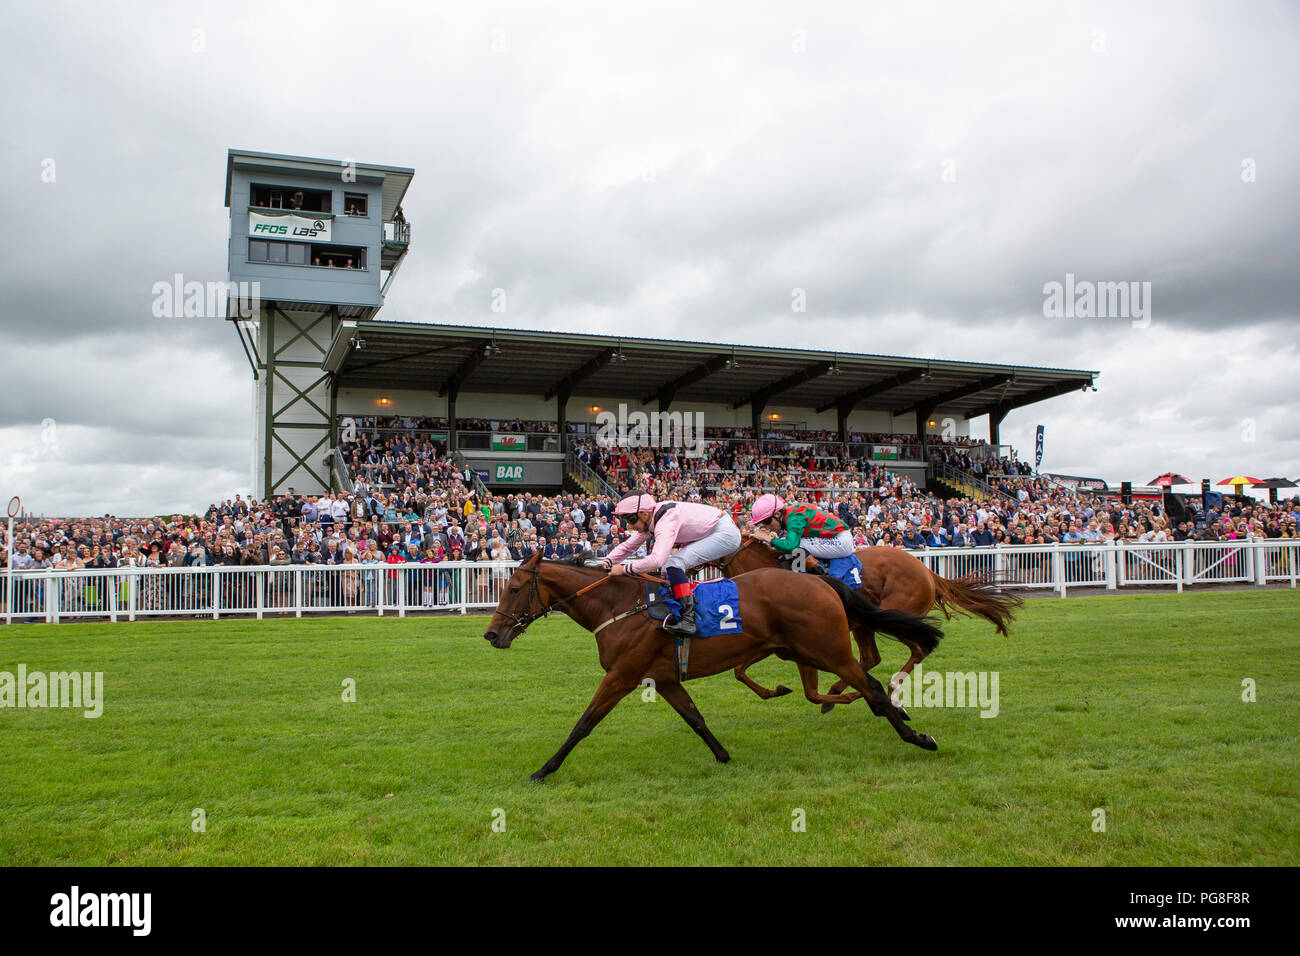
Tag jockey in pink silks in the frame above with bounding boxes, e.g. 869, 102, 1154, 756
602, 493, 741, 636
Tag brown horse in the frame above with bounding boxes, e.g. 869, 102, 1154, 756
718, 535, 1020, 711
483, 553, 943, 781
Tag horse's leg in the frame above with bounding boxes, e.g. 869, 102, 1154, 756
529, 669, 639, 782
888, 641, 929, 696
733, 650, 793, 700
830, 658, 936, 750
821, 627, 879, 713
791, 632, 936, 750
656, 679, 731, 763
795, 663, 856, 705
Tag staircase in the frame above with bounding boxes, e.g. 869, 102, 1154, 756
930, 461, 1012, 502
566, 448, 619, 499
928, 474, 967, 500
450, 450, 491, 499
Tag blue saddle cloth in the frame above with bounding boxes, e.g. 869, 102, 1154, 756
826, 554, 864, 588
646, 579, 743, 637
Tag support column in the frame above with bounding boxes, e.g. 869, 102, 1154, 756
989, 405, 1008, 447
916, 404, 935, 461
836, 400, 850, 446
447, 388, 458, 452
752, 400, 766, 450
557, 386, 570, 456
328, 374, 339, 492
261, 302, 275, 500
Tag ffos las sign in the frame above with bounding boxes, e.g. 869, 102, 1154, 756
249, 210, 332, 241
494, 464, 524, 483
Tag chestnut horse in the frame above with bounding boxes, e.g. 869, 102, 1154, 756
718, 535, 1021, 712
483, 553, 942, 781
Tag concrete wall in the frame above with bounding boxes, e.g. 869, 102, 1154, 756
337, 387, 971, 438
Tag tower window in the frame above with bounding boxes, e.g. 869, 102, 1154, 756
250, 183, 332, 213
310, 244, 366, 269
343, 193, 368, 217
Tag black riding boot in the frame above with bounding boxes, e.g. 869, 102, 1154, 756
664, 594, 698, 636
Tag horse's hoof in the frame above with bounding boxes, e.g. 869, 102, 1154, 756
715, 752, 731, 763
774, 685, 793, 697
820, 702, 836, 714
528, 770, 549, 783
915, 734, 938, 751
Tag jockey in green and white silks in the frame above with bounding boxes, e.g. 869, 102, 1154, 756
749, 494, 856, 567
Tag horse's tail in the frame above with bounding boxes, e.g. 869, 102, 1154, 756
823, 577, 943, 656
929, 571, 1023, 636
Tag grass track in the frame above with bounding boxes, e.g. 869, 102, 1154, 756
1, 589, 1297, 865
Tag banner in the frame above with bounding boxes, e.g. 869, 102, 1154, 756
493, 463, 525, 483
491, 434, 527, 451
871, 445, 899, 460
249, 210, 332, 241
1035, 425, 1045, 469
1045, 474, 1109, 492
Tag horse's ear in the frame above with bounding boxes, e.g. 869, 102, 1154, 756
524, 550, 544, 567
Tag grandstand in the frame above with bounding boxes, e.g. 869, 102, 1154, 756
324, 320, 1099, 501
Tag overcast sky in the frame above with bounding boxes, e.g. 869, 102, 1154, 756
2, 0, 1297, 517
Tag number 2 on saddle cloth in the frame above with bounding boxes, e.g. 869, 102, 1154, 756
644, 578, 743, 679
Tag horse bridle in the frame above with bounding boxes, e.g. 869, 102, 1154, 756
495, 561, 553, 634
496, 561, 623, 635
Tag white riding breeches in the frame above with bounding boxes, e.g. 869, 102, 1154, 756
796, 530, 857, 560
663, 514, 743, 572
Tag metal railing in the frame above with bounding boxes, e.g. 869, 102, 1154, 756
4, 539, 1295, 624
932, 461, 1016, 502
449, 449, 490, 499
330, 447, 354, 493
456, 431, 562, 452
566, 448, 619, 499
340, 421, 1005, 465
384, 219, 411, 244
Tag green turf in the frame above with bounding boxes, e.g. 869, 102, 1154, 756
1, 589, 1297, 866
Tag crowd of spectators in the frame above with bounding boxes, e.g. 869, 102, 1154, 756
4, 419, 1297, 614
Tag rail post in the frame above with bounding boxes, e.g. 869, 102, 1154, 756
398, 566, 407, 618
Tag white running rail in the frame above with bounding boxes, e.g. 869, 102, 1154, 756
3, 538, 1296, 624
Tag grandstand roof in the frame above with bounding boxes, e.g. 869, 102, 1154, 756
325, 321, 1098, 421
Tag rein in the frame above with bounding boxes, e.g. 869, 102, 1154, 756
498, 562, 662, 635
